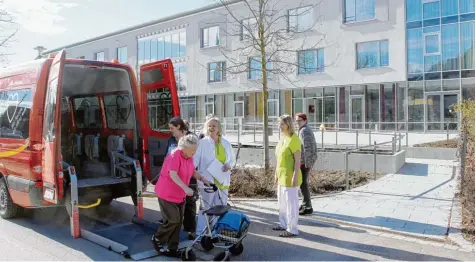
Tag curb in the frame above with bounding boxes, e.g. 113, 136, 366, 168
233, 201, 454, 245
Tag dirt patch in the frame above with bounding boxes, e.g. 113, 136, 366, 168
414, 138, 458, 148
229, 167, 384, 198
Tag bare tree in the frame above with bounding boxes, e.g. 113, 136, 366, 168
210, 0, 338, 173
34, 46, 47, 59
0, 1, 17, 65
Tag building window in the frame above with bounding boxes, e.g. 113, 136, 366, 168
424, 33, 440, 55
241, 18, 257, 41
201, 26, 220, 48
288, 6, 314, 32
94, 51, 105, 61
205, 95, 214, 116
137, 30, 186, 66
461, 21, 475, 69
356, 40, 389, 69
248, 56, 272, 80
298, 49, 325, 74
179, 97, 196, 121
423, 0, 440, 20
344, 0, 376, 23
117, 46, 127, 63
174, 63, 187, 91
208, 62, 226, 83
460, 0, 476, 13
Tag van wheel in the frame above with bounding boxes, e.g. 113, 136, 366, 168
0, 177, 20, 219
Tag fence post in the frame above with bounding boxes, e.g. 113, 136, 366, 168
189, 117, 193, 133
355, 130, 359, 148
398, 133, 401, 152
460, 133, 467, 190
345, 147, 349, 190
446, 121, 450, 146
373, 141, 377, 180
392, 136, 396, 154
237, 119, 241, 145
406, 129, 409, 147
335, 129, 338, 145
369, 129, 372, 146
321, 129, 324, 149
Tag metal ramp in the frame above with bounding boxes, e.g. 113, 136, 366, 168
67, 152, 168, 260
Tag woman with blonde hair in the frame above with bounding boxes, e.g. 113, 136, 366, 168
193, 116, 235, 234
273, 114, 302, 237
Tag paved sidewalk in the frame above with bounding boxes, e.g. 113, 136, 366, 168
235, 158, 459, 240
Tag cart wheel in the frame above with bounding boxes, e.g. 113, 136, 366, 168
213, 251, 230, 261
200, 236, 214, 251
181, 249, 196, 261
229, 243, 244, 255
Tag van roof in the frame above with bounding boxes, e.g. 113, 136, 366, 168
0, 59, 48, 79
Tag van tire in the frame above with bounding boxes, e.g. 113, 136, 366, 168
0, 177, 20, 219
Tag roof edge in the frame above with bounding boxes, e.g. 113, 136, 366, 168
44, 0, 243, 54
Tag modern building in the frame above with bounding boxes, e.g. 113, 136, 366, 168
44, 0, 475, 133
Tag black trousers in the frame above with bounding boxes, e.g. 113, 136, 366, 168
155, 198, 185, 250
182, 177, 197, 233
300, 166, 312, 209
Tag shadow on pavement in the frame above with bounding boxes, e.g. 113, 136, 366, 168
311, 210, 449, 236
397, 163, 429, 177
236, 206, 459, 261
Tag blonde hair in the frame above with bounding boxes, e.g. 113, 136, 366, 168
203, 117, 223, 137
279, 114, 295, 135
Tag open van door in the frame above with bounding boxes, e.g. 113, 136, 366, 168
139, 59, 180, 183
41, 50, 66, 204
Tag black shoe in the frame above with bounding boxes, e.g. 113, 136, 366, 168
299, 205, 305, 211
299, 207, 313, 215
152, 236, 167, 253
164, 249, 178, 257
187, 232, 195, 240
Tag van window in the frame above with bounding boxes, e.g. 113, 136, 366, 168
147, 88, 173, 132
73, 96, 101, 129
0, 89, 32, 139
104, 94, 135, 130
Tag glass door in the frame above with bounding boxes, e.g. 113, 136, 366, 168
351, 97, 364, 129
350, 96, 364, 129
304, 98, 323, 126
425, 92, 459, 131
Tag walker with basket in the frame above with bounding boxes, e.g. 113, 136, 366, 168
180, 183, 250, 261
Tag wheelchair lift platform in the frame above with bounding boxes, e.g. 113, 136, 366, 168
67, 153, 194, 261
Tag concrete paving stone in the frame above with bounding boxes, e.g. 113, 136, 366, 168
375, 220, 407, 229
423, 227, 448, 236
443, 244, 461, 251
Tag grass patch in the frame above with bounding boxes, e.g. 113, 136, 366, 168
413, 138, 458, 148
229, 167, 384, 198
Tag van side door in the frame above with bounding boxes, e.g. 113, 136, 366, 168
139, 59, 180, 183
41, 50, 66, 204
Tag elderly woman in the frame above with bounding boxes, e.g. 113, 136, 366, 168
193, 116, 235, 234
166, 117, 198, 240
152, 134, 211, 257
273, 115, 302, 238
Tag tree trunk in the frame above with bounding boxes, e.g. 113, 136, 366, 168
258, 0, 270, 174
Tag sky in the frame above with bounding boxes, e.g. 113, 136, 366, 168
2, 0, 215, 66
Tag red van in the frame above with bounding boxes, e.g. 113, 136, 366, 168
0, 50, 180, 219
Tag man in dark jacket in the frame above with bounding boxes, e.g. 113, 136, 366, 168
295, 113, 318, 215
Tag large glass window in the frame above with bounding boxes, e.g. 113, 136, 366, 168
288, 6, 314, 32
423, 0, 440, 19
407, 0, 423, 22
150, 39, 158, 62
460, 0, 475, 13
461, 21, 475, 69
356, 40, 389, 69
138, 40, 145, 65
425, 33, 440, 55
73, 96, 101, 129
298, 49, 324, 74
407, 29, 424, 74
338, 87, 349, 129
442, 24, 459, 71
164, 35, 172, 58
407, 81, 424, 130
380, 83, 396, 130
171, 33, 179, 58
365, 84, 380, 127
344, 0, 376, 23
117, 46, 128, 64
249, 57, 272, 80
104, 94, 135, 130
425, 55, 442, 72
442, 0, 459, 16
462, 78, 475, 99
208, 62, 226, 83
158, 37, 165, 60
202, 26, 220, 48
174, 63, 187, 91
144, 40, 151, 63
179, 31, 186, 57
179, 97, 196, 121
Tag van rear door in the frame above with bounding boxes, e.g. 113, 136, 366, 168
41, 50, 66, 204
139, 59, 180, 183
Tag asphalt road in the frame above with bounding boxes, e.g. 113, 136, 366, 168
0, 196, 473, 261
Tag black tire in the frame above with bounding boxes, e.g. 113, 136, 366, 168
200, 236, 214, 251
229, 243, 244, 256
213, 251, 230, 261
181, 249, 196, 261
0, 177, 20, 219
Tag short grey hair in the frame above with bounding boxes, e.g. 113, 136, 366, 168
178, 134, 198, 149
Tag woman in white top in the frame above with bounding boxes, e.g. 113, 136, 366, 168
193, 117, 235, 234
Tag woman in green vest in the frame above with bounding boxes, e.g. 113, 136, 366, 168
273, 115, 302, 237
